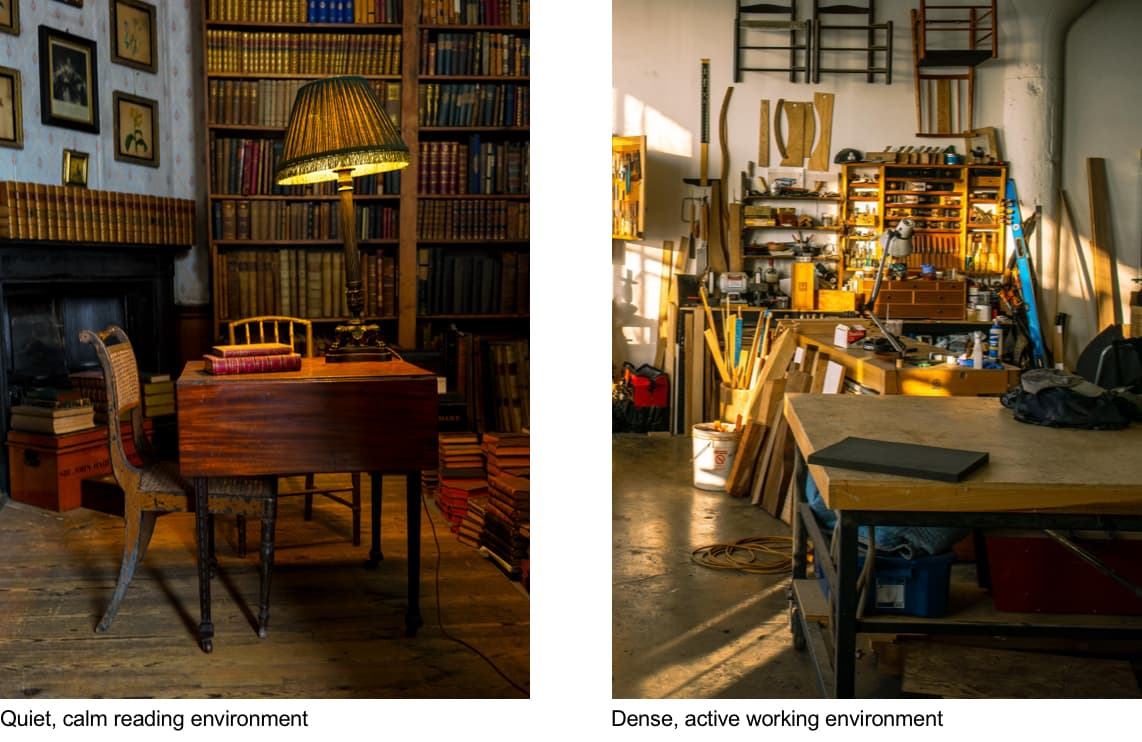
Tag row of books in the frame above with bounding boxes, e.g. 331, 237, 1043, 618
416, 198, 529, 241
421, 0, 528, 26
210, 137, 402, 197
446, 334, 529, 434
205, 30, 402, 76
418, 139, 528, 197
0, 182, 195, 245
418, 83, 529, 129
208, 79, 400, 130
212, 198, 398, 241
203, 342, 302, 376
208, 0, 402, 23
418, 31, 530, 77
417, 248, 528, 316
219, 247, 397, 321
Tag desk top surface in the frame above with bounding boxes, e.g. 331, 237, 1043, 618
784, 393, 1142, 514
177, 358, 435, 385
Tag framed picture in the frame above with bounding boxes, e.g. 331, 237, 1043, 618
965, 126, 1001, 165
111, 0, 156, 73
62, 149, 89, 186
113, 91, 159, 167
0, 66, 22, 148
38, 26, 99, 133
1, 0, 20, 36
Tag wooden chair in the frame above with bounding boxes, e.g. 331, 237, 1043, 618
79, 325, 278, 638
228, 315, 363, 546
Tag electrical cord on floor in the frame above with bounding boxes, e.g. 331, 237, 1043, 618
690, 535, 794, 575
421, 492, 529, 697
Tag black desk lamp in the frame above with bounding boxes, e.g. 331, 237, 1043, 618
274, 76, 410, 362
864, 218, 915, 357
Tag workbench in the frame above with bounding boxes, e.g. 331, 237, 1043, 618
784, 393, 1142, 697
782, 319, 1020, 395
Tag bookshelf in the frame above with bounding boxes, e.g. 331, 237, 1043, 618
201, 0, 530, 432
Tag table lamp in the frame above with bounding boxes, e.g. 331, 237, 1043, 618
274, 76, 410, 362
864, 218, 915, 357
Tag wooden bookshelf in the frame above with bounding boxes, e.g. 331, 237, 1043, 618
201, 0, 530, 431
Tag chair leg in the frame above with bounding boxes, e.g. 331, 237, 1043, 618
236, 515, 247, 558
256, 495, 278, 638
304, 474, 315, 521
351, 472, 362, 546
97, 509, 158, 633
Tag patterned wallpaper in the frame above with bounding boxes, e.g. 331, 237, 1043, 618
0, 0, 208, 304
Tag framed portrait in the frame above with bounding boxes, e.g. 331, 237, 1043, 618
38, 26, 99, 133
0, 66, 22, 148
111, 0, 156, 73
1, 0, 20, 36
62, 149, 89, 186
113, 91, 159, 167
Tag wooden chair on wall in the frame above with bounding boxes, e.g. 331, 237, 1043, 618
228, 315, 363, 547
79, 325, 278, 638
911, 1, 999, 136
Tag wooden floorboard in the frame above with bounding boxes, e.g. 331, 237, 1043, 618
0, 474, 529, 699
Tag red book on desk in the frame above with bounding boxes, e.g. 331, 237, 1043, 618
202, 352, 302, 375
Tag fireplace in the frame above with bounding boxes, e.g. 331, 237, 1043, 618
0, 243, 179, 492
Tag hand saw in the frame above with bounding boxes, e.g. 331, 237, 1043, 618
1005, 179, 1049, 368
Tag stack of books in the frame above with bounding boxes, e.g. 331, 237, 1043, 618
435, 432, 487, 533
457, 494, 488, 549
140, 372, 175, 417
203, 342, 302, 375
481, 471, 529, 582
65, 371, 110, 422
9, 388, 97, 435
482, 431, 529, 478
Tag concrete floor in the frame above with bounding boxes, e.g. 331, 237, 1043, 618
611, 432, 898, 699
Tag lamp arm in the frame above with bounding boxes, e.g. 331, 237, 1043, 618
864, 234, 909, 357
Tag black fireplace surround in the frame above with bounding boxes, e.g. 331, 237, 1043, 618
0, 242, 180, 493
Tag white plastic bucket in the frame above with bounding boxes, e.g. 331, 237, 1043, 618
691, 423, 741, 491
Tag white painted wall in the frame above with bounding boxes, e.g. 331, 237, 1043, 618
612, 0, 1142, 373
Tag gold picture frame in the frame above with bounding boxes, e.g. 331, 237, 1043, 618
964, 126, 1000, 165
1, 0, 20, 36
39, 25, 99, 133
113, 90, 159, 167
0, 66, 22, 149
62, 149, 89, 186
111, 0, 156, 73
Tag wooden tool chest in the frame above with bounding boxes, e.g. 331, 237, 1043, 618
861, 279, 966, 320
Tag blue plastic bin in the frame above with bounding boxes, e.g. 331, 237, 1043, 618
815, 550, 955, 617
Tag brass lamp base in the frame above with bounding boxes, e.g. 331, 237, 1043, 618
324, 318, 393, 362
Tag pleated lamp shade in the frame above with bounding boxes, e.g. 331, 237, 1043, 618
274, 76, 410, 186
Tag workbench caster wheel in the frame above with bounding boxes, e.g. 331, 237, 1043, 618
790, 604, 806, 651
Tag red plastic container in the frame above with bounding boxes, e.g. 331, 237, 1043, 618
986, 532, 1142, 615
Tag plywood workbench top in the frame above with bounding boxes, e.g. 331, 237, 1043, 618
784, 393, 1142, 514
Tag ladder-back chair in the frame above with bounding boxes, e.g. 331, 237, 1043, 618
228, 316, 363, 546
79, 325, 278, 640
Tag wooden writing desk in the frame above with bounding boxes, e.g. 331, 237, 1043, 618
784, 320, 1020, 395
783, 393, 1142, 697
177, 358, 438, 652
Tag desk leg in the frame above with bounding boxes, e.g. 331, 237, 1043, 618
257, 492, 277, 638
194, 477, 214, 653
405, 472, 423, 637
833, 513, 860, 698
365, 473, 384, 568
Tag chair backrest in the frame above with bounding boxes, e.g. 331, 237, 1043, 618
78, 325, 148, 484
228, 315, 314, 358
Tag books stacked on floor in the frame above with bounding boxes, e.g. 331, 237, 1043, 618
140, 371, 175, 417
203, 342, 301, 375
481, 471, 529, 581
8, 388, 97, 435
435, 431, 487, 532
482, 430, 529, 478
435, 477, 489, 533
457, 494, 488, 549
65, 370, 114, 422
